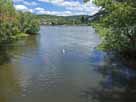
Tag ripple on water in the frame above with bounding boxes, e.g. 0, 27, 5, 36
1, 26, 134, 102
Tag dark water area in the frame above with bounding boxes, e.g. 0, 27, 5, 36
0, 26, 136, 102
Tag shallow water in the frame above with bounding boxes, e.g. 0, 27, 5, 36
0, 26, 136, 102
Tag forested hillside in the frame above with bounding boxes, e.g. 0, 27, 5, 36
38, 15, 90, 25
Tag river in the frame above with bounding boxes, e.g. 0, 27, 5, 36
0, 26, 136, 102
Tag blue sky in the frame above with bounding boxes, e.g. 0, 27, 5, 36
13, 0, 101, 16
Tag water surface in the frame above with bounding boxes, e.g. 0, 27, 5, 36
0, 26, 136, 102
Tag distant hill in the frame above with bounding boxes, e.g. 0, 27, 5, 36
37, 15, 91, 25
83, 0, 90, 3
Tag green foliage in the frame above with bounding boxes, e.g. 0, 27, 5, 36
83, 0, 90, 3
0, 0, 40, 43
93, 0, 136, 58
17, 12, 40, 34
0, 0, 19, 42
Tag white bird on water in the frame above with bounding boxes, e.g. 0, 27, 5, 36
62, 49, 65, 54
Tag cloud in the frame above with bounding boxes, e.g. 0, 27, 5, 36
34, 8, 98, 16
14, 5, 28, 10
14, 4, 33, 13
38, 0, 64, 4
38, 0, 80, 7
13, 0, 101, 16
35, 7, 45, 11
37, 10, 73, 16
38, 0, 101, 16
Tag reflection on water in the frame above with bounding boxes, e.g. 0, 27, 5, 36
81, 52, 136, 102
0, 26, 135, 102
0, 45, 12, 65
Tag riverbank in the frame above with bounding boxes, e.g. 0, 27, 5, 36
40, 24, 90, 27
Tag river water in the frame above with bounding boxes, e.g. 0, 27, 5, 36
0, 26, 136, 102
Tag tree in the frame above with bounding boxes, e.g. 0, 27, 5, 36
0, 0, 19, 42
81, 16, 85, 23
83, 0, 90, 3
0, 0, 40, 43
93, 0, 136, 59
17, 12, 40, 34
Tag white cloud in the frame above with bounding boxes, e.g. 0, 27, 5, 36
38, 0, 101, 16
14, 5, 28, 10
14, 5, 33, 13
35, 7, 45, 11
61, 1, 81, 8
38, 0, 80, 7
36, 10, 72, 16
38, 0, 64, 4
14, 0, 101, 16
35, 8, 98, 16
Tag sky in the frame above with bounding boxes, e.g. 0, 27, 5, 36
13, 0, 101, 16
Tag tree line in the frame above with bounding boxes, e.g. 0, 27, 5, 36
38, 15, 90, 25
92, 0, 136, 60
0, 0, 40, 43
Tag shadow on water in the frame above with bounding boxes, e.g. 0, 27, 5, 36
0, 43, 13, 65
0, 35, 38, 65
81, 50, 136, 102
0, 45, 20, 102
0, 36, 38, 102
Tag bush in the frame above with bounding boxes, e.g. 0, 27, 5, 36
17, 12, 40, 34
0, 0, 40, 43
93, 0, 136, 58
